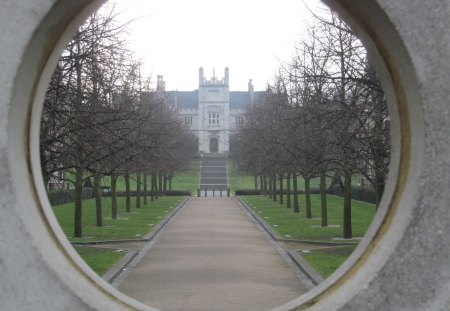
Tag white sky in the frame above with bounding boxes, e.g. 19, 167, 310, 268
106, 0, 324, 91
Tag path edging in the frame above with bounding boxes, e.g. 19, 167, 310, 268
143, 196, 191, 240
70, 196, 191, 246
287, 250, 324, 285
109, 196, 192, 288
86, 196, 191, 285
236, 196, 326, 285
102, 250, 139, 283
236, 196, 357, 246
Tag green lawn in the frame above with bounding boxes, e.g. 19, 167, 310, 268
242, 194, 376, 278
302, 245, 356, 278
228, 160, 326, 194
242, 194, 376, 242
227, 161, 255, 193
53, 196, 185, 242
75, 246, 127, 275
64, 160, 200, 192
228, 160, 365, 194
170, 160, 200, 192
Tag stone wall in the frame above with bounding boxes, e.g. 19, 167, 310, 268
1, 0, 449, 310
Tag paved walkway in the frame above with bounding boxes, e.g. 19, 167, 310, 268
118, 197, 309, 311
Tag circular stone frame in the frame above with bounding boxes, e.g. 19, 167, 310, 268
1, 0, 449, 310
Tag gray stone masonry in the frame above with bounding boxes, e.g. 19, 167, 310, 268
1, 1, 450, 310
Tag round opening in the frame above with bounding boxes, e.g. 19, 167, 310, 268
18, 0, 418, 310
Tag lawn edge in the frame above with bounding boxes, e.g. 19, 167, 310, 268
70, 196, 191, 245
108, 196, 192, 288
102, 250, 139, 283
236, 196, 356, 246
287, 250, 324, 285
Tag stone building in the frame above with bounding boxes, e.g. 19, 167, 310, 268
157, 67, 264, 154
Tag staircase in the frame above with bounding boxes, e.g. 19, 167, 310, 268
199, 154, 228, 196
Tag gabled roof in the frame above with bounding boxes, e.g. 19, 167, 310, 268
230, 92, 250, 109
145, 90, 266, 110
167, 91, 198, 109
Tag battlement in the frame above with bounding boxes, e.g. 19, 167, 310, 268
199, 67, 229, 86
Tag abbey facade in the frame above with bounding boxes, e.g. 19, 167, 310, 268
158, 67, 263, 154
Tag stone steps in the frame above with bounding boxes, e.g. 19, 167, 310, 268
199, 154, 228, 192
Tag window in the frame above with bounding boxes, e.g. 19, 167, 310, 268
209, 113, 220, 125
235, 115, 244, 125
184, 115, 192, 125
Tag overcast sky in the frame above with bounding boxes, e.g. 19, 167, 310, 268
106, 0, 324, 91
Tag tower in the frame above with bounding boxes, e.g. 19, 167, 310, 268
198, 67, 230, 154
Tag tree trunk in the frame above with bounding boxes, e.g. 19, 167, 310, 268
279, 174, 284, 205
125, 171, 131, 212
293, 173, 299, 213
154, 174, 159, 199
136, 173, 141, 208
375, 181, 384, 209
42, 168, 50, 191
169, 174, 173, 190
150, 174, 155, 202
158, 174, 163, 196
305, 176, 312, 218
259, 175, 264, 195
264, 175, 268, 196
93, 172, 102, 227
268, 176, 273, 199
73, 40, 84, 238
320, 171, 328, 227
286, 172, 291, 209
111, 173, 118, 220
254, 175, 258, 190
343, 171, 352, 239
272, 174, 277, 202
143, 174, 148, 205
163, 174, 168, 194
74, 166, 83, 238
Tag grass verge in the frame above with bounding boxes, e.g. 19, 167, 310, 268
74, 246, 127, 275
301, 245, 356, 278
170, 160, 200, 192
53, 196, 185, 242
241, 194, 375, 242
228, 160, 364, 194
241, 194, 375, 278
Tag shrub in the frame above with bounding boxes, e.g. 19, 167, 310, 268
165, 190, 191, 196
101, 189, 191, 197
235, 189, 261, 195
47, 188, 94, 206
327, 186, 376, 204
236, 186, 376, 204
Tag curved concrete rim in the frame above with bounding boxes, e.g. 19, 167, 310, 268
1, 0, 448, 310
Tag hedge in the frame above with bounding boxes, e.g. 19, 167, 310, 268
47, 188, 94, 206
327, 186, 376, 204
101, 189, 191, 197
235, 186, 376, 204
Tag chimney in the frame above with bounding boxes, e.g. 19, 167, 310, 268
199, 67, 204, 85
224, 67, 229, 86
157, 75, 165, 92
248, 79, 254, 104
